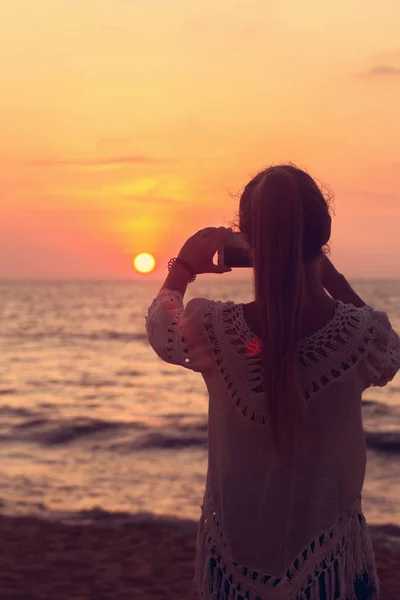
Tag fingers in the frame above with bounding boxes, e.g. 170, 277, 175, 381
212, 264, 232, 274
210, 227, 232, 241
199, 227, 232, 236
199, 227, 220, 237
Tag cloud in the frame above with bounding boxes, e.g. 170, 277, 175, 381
363, 64, 400, 78
38, 175, 189, 209
122, 196, 182, 207
26, 155, 172, 168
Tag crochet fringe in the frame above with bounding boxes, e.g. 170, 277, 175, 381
194, 505, 379, 600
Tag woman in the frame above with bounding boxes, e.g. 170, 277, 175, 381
145, 164, 400, 600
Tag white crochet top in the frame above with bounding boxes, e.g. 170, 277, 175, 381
145, 289, 400, 600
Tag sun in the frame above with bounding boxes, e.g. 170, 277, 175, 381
133, 252, 156, 274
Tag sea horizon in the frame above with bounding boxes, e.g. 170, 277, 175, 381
1, 276, 400, 283
1, 278, 399, 533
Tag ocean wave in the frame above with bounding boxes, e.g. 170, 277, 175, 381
15, 418, 49, 429
362, 399, 397, 417
130, 427, 400, 454
48, 377, 120, 388
365, 431, 400, 454
0, 389, 16, 396
6, 505, 399, 545
0, 406, 37, 418
139, 432, 207, 450
11, 417, 135, 445
71, 511, 400, 537
2, 415, 208, 450
1, 503, 199, 532
116, 370, 143, 377
25, 376, 137, 388
362, 400, 381, 407
2, 330, 148, 343
2, 410, 399, 455
60, 508, 200, 532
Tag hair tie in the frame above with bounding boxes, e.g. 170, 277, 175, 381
167, 257, 197, 283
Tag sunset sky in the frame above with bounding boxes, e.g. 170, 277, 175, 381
1, 0, 400, 280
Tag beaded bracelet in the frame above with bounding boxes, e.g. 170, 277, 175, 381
167, 257, 197, 283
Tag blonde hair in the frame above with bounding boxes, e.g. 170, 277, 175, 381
238, 164, 331, 463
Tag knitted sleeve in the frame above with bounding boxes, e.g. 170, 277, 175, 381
145, 288, 216, 373
360, 309, 400, 389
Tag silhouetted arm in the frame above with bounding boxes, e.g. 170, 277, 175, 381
159, 262, 191, 297
321, 257, 366, 308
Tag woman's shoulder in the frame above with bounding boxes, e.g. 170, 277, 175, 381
185, 296, 236, 315
240, 299, 373, 343
337, 302, 396, 340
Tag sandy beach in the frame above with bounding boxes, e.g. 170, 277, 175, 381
0, 516, 398, 600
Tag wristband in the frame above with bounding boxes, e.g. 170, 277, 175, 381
167, 257, 197, 283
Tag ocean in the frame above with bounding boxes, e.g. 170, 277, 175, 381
0, 279, 399, 542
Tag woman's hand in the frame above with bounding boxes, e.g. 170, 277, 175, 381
178, 227, 233, 275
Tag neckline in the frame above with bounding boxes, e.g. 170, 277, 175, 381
236, 300, 344, 347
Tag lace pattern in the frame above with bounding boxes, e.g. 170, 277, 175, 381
297, 304, 374, 401
146, 289, 399, 423
145, 289, 191, 366
203, 300, 378, 422
203, 301, 268, 423
359, 310, 400, 388
195, 494, 379, 600
145, 291, 391, 600
383, 328, 400, 384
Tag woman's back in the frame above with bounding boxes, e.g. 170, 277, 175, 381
200, 298, 372, 572
147, 289, 400, 598
145, 164, 400, 599
242, 293, 337, 341
146, 288, 400, 599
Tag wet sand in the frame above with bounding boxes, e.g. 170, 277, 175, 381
0, 515, 398, 599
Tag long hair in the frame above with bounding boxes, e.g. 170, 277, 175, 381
238, 164, 331, 464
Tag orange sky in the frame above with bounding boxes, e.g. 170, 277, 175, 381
1, 0, 400, 280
